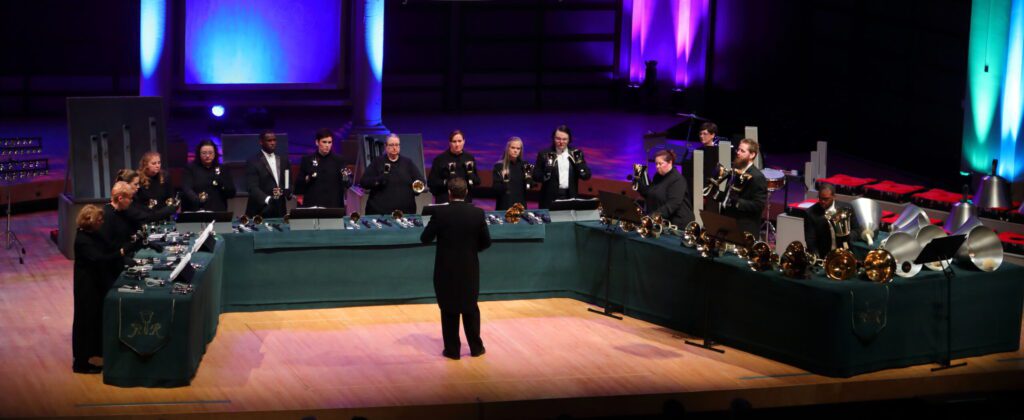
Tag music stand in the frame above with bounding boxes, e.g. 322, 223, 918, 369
683, 210, 746, 354
585, 192, 644, 320
176, 211, 233, 234
699, 210, 749, 245
596, 192, 642, 224
550, 197, 601, 222
913, 234, 968, 372
288, 207, 346, 230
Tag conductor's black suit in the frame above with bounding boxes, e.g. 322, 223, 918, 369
420, 200, 492, 358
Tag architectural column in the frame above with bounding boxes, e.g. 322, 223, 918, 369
139, 0, 173, 99
350, 0, 389, 138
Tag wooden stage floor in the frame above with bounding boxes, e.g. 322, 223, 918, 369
1, 211, 1022, 419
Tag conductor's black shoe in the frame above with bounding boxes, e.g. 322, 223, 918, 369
471, 348, 486, 357
442, 350, 460, 360
72, 362, 102, 374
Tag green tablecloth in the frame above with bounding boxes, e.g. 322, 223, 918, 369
102, 238, 224, 387
572, 222, 1024, 377
105, 219, 1024, 386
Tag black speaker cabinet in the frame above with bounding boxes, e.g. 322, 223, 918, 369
66, 97, 167, 199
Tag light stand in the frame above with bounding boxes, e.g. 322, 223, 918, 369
1, 137, 47, 265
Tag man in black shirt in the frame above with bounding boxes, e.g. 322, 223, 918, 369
420, 177, 492, 360
245, 130, 292, 217
720, 138, 767, 236
296, 128, 351, 208
428, 129, 481, 204
803, 183, 856, 258
359, 133, 426, 215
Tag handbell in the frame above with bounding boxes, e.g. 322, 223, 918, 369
890, 204, 929, 234
412, 179, 426, 194
850, 197, 882, 246
863, 249, 897, 283
974, 159, 1011, 211
823, 248, 860, 280
880, 231, 922, 278
682, 221, 702, 248
198, 191, 208, 203
944, 185, 978, 233
953, 223, 1003, 272
747, 241, 777, 272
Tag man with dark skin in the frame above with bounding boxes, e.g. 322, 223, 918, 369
245, 130, 291, 217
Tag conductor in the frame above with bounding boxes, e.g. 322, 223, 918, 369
420, 177, 492, 360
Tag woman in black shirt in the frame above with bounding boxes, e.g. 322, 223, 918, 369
181, 140, 236, 211
492, 136, 533, 210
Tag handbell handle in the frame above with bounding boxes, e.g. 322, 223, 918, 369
991, 159, 998, 176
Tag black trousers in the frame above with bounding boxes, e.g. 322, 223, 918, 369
440, 303, 483, 354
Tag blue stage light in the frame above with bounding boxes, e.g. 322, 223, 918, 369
211, 105, 225, 118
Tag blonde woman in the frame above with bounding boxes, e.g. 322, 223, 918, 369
72, 205, 138, 374
135, 151, 176, 216
492, 137, 533, 210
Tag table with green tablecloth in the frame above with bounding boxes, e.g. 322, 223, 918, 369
102, 238, 224, 387
103, 215, 1024, 386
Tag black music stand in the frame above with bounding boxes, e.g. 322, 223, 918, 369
176, 211, 233, 223
421, 203, 449, 216
913, 234, 968, 372
683, 210, 745, 354
586, 192, 643, 320
289, 207, 346, 219
549, 197, 601, 211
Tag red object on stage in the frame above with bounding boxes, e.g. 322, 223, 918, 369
786, 199, 818, 216
816, 174, 877, 195
912, 188, 968, 211
998, 231, 1024, 255
880, 210, 941, 229
863, 180, 925, 203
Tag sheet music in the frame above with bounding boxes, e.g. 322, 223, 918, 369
169, 253, 192, 283
191, 221, 215, 254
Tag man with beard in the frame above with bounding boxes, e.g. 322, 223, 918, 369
720, 138, 767, 237
296, 128, 351, 208
245, 130, 291, 218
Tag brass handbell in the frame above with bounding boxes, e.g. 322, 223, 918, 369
504, 203, 525, 224
637, 215, 662, 238
198, 191, 208, 203
823, 248, 860, 280
253, 215, 264, 225
148, 198, 158, 209
412, 179, 426, 193
779, 241, 813, 279
825, 208, 853, 240
747, 241, 777, 271
682, 221, 702, 248
863, 249, 897, 283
